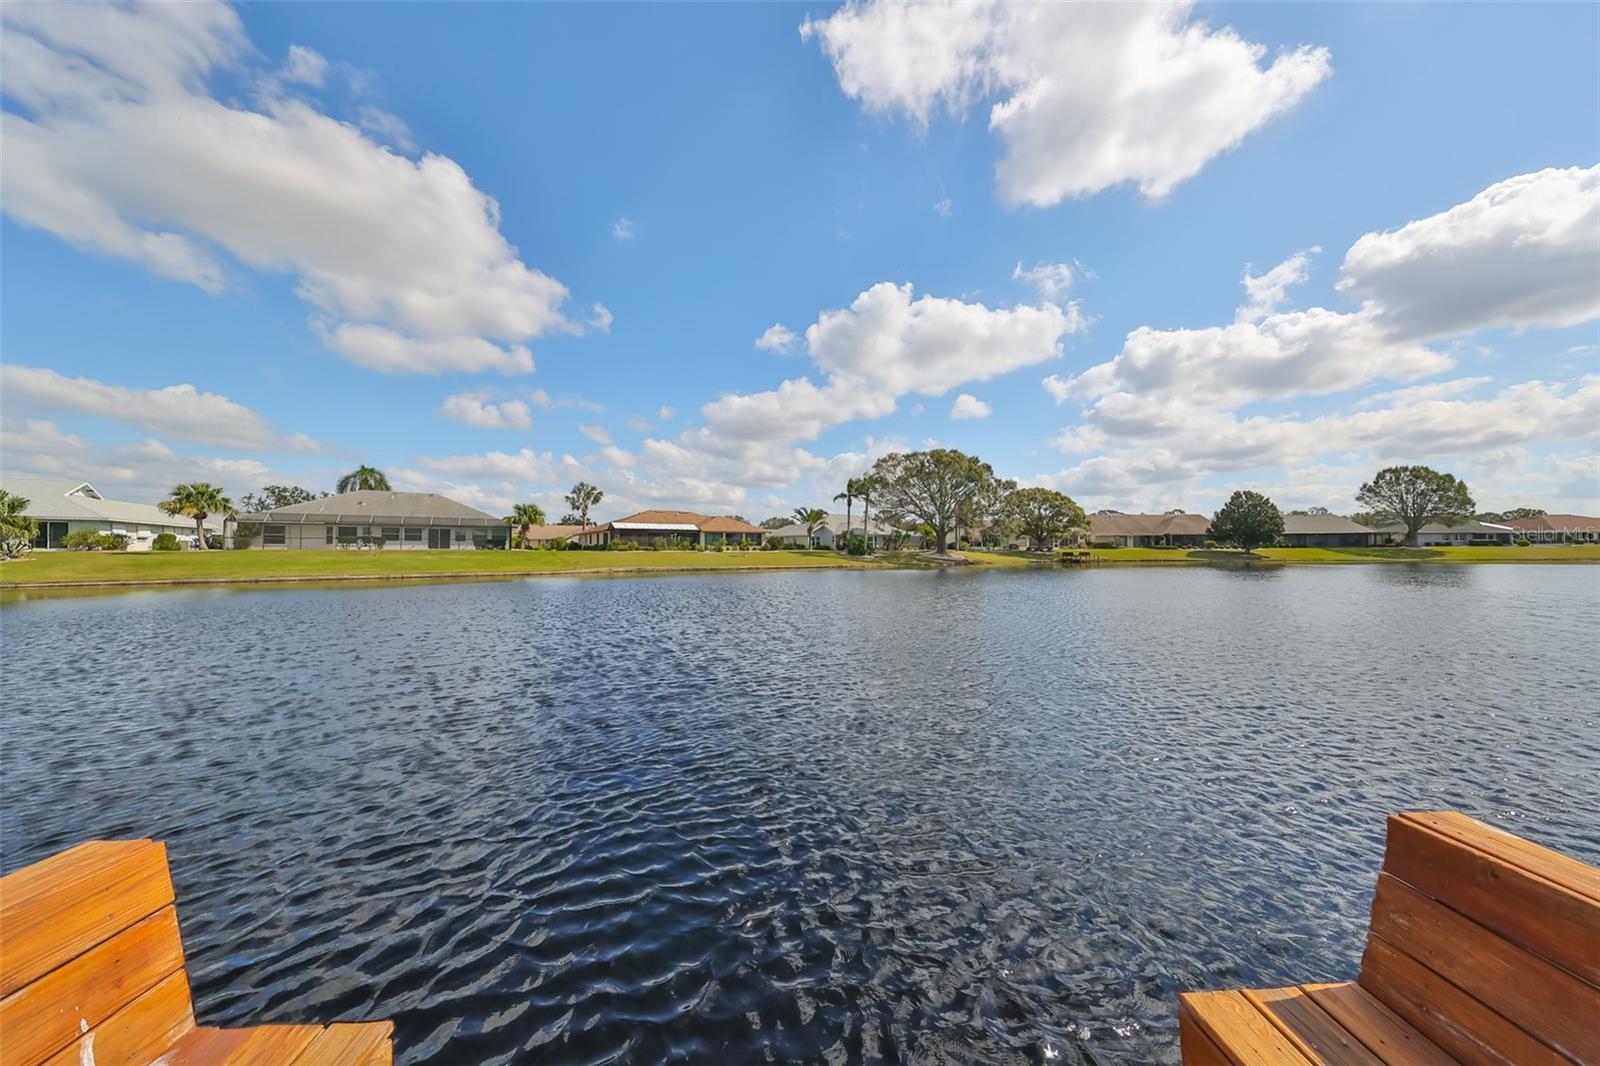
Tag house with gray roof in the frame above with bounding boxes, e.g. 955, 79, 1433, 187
1376, 519, 1516, 546
766, 512, 900, 549
2, 476, 219, 551
245, 490, 509, 549
1278, 513, 1382, 548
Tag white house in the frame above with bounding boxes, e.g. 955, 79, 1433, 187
2, 476, 219, 551
244, 491, 509, 549
767, 512, 899, 550
1377, 520, 1516, 546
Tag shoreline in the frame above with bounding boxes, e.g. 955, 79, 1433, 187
3, 545, 1598, 591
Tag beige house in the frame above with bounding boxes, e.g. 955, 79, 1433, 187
1089, 512, 1211, 548
567, 510, 767, 548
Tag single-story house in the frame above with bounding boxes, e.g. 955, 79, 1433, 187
243, 490, 509, 549
1089, 512, 1211, 548
766, 512, 899, 550
3, 476, 220, 551
1378, 520, 1516, 546
567, 510, 767, 548
1502, 514, 1600, 543
514, 524, 586, 548
1278, 514, 1383, 548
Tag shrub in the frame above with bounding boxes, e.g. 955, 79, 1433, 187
62, 531, 128, 551
204, 533, 225, 550
232, 521, 260, 549
843, 533, 868, 556
152, 532, 181, 551
1203, 539, 1219, 548
1516, 537, 1531, 547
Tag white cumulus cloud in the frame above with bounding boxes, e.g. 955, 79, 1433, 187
755, 324, 799, 353
950, 394, 992, 420
802, 2, 1331, 204
437, 391, 534, 430
0, 1, 576, 374
1339, 165, 1600, 341
1, 364, 321, 452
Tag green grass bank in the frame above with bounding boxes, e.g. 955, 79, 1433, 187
3, 542, 1596, 589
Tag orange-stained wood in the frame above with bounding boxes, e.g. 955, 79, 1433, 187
1177, 990, 1315, 1066
1366, 872, 1599, 1062
1358, 935, 1565, 1066
1382, 813, 1600, 985
1402, 811, 1600, 903
289, 1022, 397, 1066
1299, 982, 1455, 1066
213, 1023, 322, 1065
1240, 986, 1384, 1066
1178, 1000, 1235, 1066
0, 904, 187, 1066
150, 1026, 257, 1066
38, 968, 195, 1066
0, 840, 175, 999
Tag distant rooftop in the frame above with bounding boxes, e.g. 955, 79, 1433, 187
253, 490, 501, 526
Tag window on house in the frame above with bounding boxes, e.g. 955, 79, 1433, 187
325, 527, 333, 544
263, 525, 286, 546
339, 527, 357, 538
404, 527, 422, 542
455, 529, 466, 541
381, 527, 399, 541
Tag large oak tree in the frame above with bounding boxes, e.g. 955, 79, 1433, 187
870, 449, 999, 555
1356, 465, 1474, 545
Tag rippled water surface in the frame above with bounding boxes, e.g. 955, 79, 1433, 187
5, 566, 1599, 1064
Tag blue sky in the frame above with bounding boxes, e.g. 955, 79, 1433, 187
3, 1, 1597, 521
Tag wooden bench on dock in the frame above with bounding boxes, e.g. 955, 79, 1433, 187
0, 839, 393, 1066
1179, 810, 1600, 1065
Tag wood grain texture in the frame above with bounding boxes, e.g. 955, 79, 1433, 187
1358, 935, 1565, 1066
1241, 986, 1384, 1065
1403, 811, 1600, 903
1384, 814, 1600, 985
1366, 872, 1599, 1061
0, 840, 175, 999
0, 904, 186, 1066
1178, 1000, 1235, 1066
1300, 982, 1455, 1066
289, 1022, 396, 1066
38, 968, 195, 1066
1178, 990, 1315, 1065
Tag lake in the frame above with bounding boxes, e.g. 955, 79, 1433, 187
4, 565, 1598, 1064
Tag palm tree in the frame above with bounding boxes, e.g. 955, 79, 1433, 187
337, 466, 391, 493
159, 483, 235, 551
858, 474, 880, 555
833, 478, 861, 552
504, 502, 546, 549
565, 482, 603, 528
792, 506, 828, 549
0, 490, 38, 559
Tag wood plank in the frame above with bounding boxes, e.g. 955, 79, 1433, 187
1178, 990, 1315, 1066
0, 840, 175, 997
149, 1026, 256, 1066
289, 1022, 395, 1066
1179, 1000, 1235, 1066
1401, 811, 1600, 904
39, 968, 195, 1066
1301, 982, 1455, 1066
214, 1024, 322, 1065
1366, 872, 1599, 1060
1383, 814, 1600, 985
1241, 987, 1384, 1066
0, 904, 187, 1065
1358, 935, 1564, 1066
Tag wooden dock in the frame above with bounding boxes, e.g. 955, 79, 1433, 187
1179, 810, 1600, 1064
0, 839, 393, 1066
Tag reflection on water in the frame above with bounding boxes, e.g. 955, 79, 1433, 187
4, 566, 1598, 1064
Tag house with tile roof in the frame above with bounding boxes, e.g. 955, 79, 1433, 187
1088, 512, 1212, 548
567, 510, 766, 548
1501, 514, 1600, 543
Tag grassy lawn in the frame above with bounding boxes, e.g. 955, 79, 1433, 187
0, 548, 884, 586
6, 542, 1595, 588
